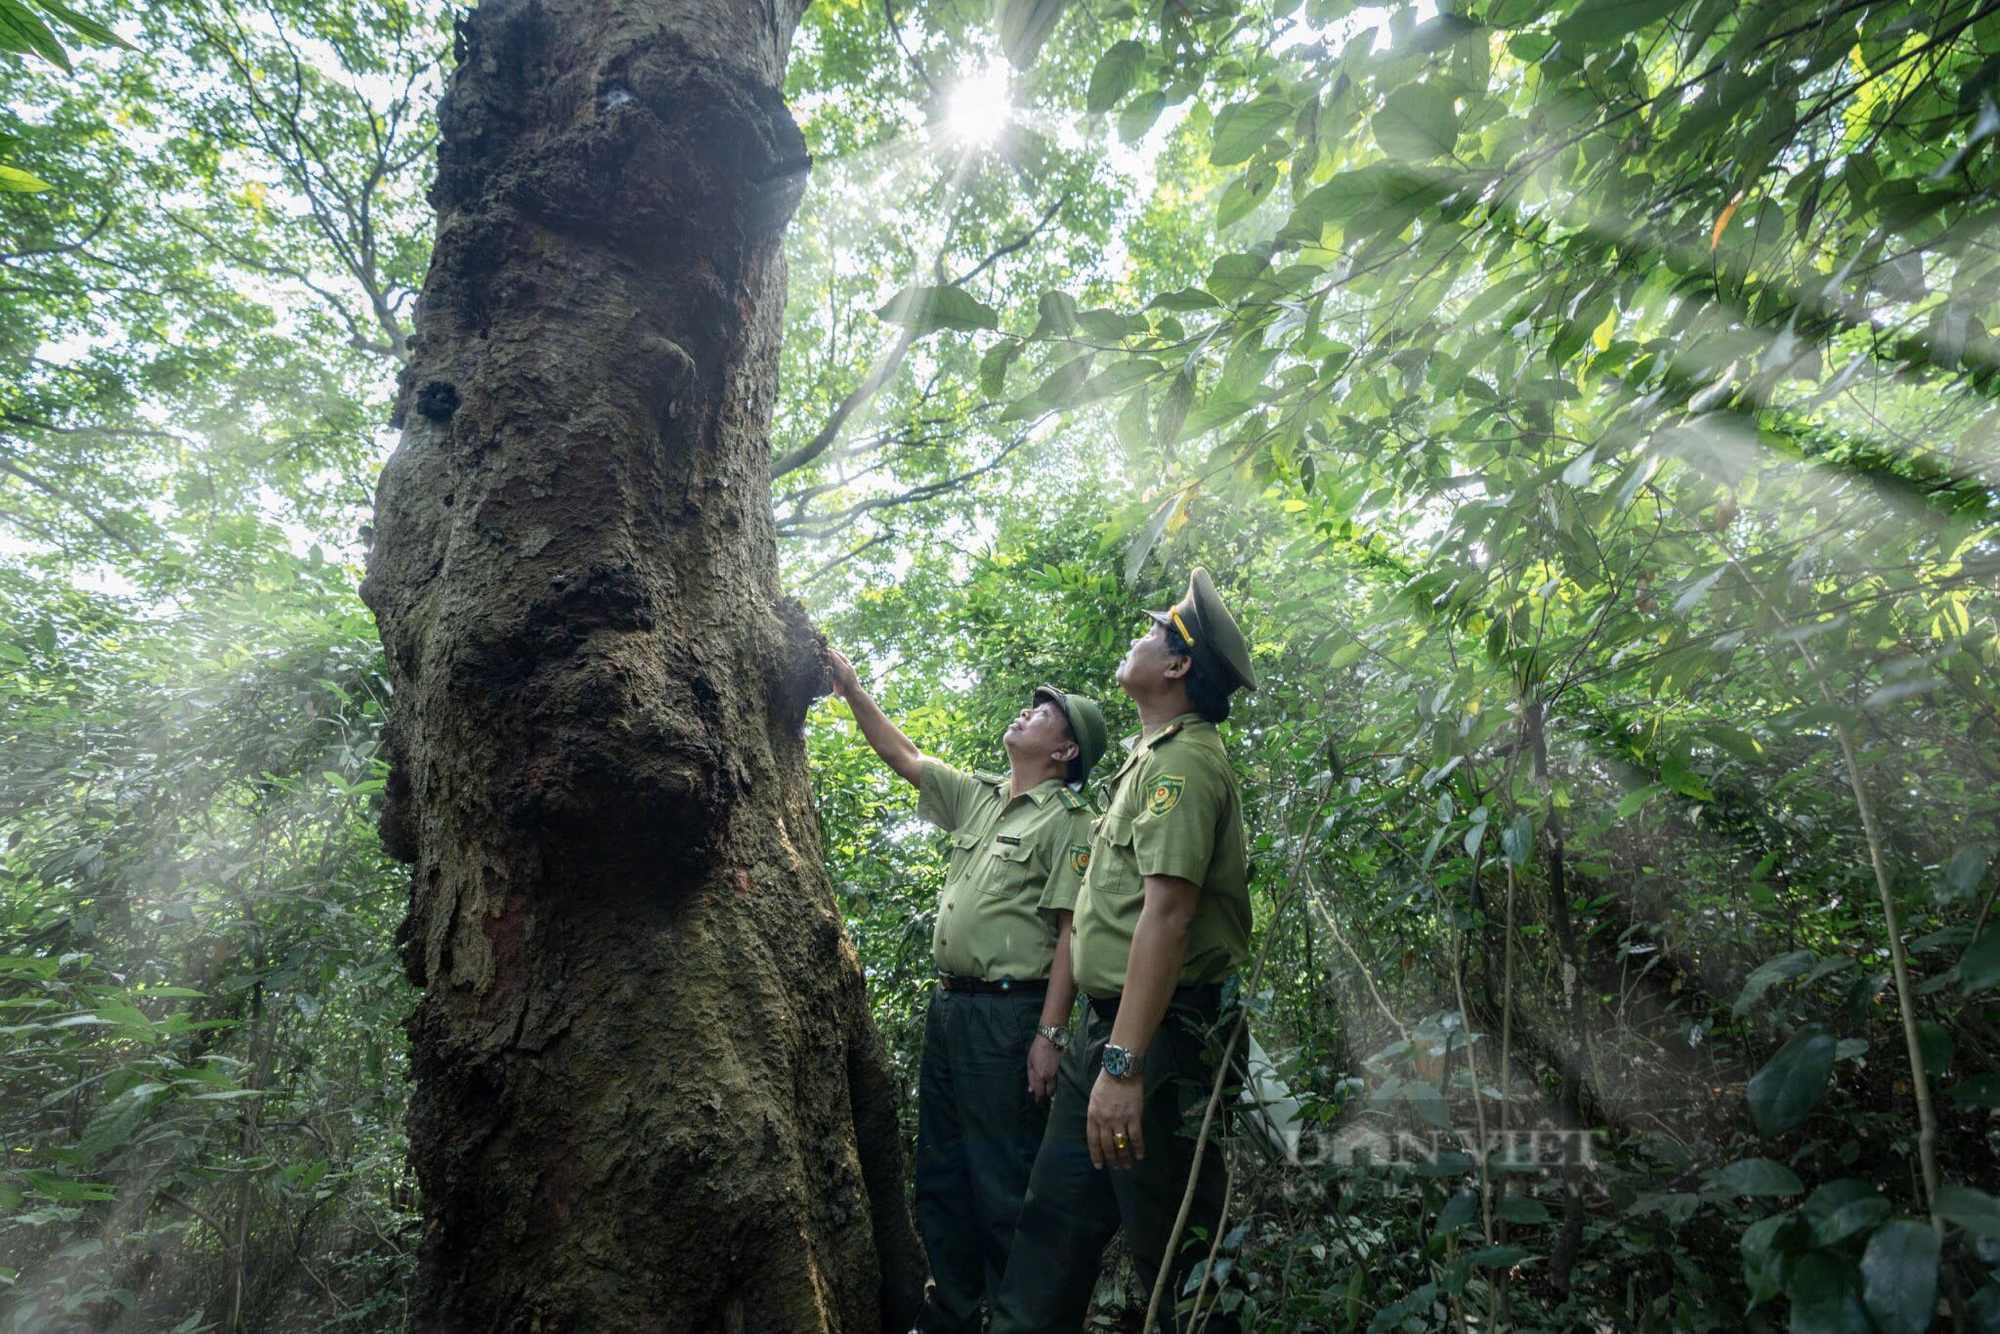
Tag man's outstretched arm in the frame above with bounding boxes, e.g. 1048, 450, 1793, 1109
827, 648, 922, 787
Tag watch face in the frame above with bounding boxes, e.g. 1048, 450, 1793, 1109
1102, 1045, 1133, 1078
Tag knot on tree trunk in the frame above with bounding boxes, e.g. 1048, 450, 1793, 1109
769, 596, 832, 739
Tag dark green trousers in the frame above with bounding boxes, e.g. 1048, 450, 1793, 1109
913, 986, 1051, 1333
987, 999, 1233, 1334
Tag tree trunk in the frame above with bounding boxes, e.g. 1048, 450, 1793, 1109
358, 1, 924, 1328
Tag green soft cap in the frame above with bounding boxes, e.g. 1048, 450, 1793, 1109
1033, 684, 1109, 781
1147, 566, 1257, 693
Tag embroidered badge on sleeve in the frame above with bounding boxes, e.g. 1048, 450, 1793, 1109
1147, 775, 1185, 815
1070, 844, 1091, 875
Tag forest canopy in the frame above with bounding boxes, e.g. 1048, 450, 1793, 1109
1, 0, 1997, 1329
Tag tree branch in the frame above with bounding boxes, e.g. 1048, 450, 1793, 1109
770, 193, 1068, 480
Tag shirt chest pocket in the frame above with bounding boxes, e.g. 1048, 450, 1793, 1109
977, 837, 1038, 895
1087, 814, 1144, 897
947, 830, 985, 869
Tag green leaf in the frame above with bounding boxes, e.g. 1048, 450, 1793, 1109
31, 0, 129, 48
1086, 40, 1145, 115
1733, 950, 1815, 1016
875, 286, 999, 336
1934, 1185, 2000, 1238
1465, 1244, 1527, 1269
1205, 252, 1271, 302
1373, 84, 1460, 162
78, 1089, 152, 1160
1211, 96, 1294, 167
1939, 844, 1989, 903
978, 340, 1022, 398
1709, 1157, 1804, 1197
1553, 0, 1683, 43
1615, 783, 1663, 819
1148, 287, 1218, 312
1746, 1024, 1835, 1136
1740, 1212, 1803, 1308
1156, 370, 1193, 443
1000, 354, 1094, 422
1916, 1019, 1953, 1074
0, 0, 71, 69
1216, 172, 1270, 231
1959, 927, 2000, 994
1032, 290, 1079, 337
19, 1169, 113, 1202
1497, 1194, 1550, 1224
1802, 1180, 1891, 1246
1118, 89, 1167, 142
1500, 813, 1533, 866
1949, 1073, 2000, 1108
1860, 1221, 1938, 1334
0, 162, 51, 191
1291, 169, 1390, 232
1124, 492, 1178, 585
1671, 567, 1724, 616
1369, 1283, 1437, 1333
1787, 1252, 1874, 1334
1434, 1187, 1477, 1236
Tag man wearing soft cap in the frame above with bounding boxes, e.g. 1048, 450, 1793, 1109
825, 653, 1109, 1333
988, 568, 1257, 1334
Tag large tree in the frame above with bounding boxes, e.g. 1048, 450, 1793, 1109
359, 0, 924, 1327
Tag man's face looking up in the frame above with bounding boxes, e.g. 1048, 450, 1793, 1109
1004, 699, 1076, 766
1115, 619, 1187, 696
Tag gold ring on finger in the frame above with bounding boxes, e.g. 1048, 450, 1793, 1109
1114, 1132, 1128, 1148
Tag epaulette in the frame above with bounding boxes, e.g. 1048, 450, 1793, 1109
1148, 722, 1186, 748
1057, 787, 1085, 810
973, 769, 1007, 787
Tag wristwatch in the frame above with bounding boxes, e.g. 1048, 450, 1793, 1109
1036, 1024, 1070, 1050
1101, 1043, 1143, 1080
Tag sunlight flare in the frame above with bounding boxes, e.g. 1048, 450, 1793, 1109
942, 63, 1013, 149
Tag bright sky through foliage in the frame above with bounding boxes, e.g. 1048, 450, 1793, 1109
942, 61, 1012, 149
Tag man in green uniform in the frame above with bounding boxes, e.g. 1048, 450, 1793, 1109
825, 651, 1108, 1334
988, 568, 1256, 1334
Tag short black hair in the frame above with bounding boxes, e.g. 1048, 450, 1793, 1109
1162, 622, 1231, 723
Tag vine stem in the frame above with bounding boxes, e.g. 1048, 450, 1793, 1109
1141, 887, 1292, 1334
1826, 714, 1942, 1228
1187, 1161, 1235, 1334
1490, 857, 1519, 1330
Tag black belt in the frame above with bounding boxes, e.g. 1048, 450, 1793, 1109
938, 974, 1048, 997
1087, 982, 1222, 1022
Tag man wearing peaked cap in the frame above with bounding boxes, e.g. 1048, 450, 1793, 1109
991, 567, 1256, 1334
1148, 565, 1257, 696
822, 651, 1107, 1334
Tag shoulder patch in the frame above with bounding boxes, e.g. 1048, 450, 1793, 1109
1146, 774, 1185, 816
1069, 843, 1091, 875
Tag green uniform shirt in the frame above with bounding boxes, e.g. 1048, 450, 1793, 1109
1069, 714, 1250, 998
917, 758, 1095, 981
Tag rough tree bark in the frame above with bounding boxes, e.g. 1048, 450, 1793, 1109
358, 1, 925, 1328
